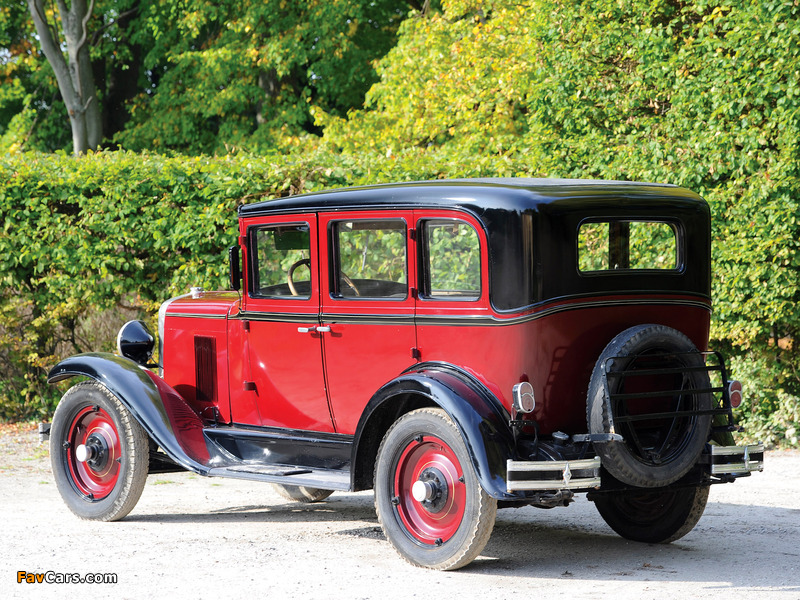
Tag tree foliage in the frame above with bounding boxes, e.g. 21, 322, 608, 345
0, 150, 353, 419
3, 0, 151, 153
3, 0, 415, 154
319, 0, 800, 443
115, 0, 413, 153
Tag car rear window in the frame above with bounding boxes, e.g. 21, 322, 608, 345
578, 220, 679, 272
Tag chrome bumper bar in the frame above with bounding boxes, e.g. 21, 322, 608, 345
506, 457, 601, 492
710, 443, 765, 475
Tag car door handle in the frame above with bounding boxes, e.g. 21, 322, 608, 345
297, 326, 331, 334
315, 326, 331, 333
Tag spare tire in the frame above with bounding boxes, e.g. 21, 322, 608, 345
587, 324, 712, 488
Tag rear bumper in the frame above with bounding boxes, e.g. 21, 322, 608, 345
505, 442, 764, 493
709, 443, 765, 475
506, 457, 601, 492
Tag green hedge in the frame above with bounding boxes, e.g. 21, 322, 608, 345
1, 148, 797, 448
0, 151, 355, 419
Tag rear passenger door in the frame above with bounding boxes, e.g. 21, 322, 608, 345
319, 212, 418, 434
413, 212, 494, 378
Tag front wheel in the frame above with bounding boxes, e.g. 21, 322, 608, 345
374, 408, 497, 570
592, 484, 709, 543
50, 381, 149, 521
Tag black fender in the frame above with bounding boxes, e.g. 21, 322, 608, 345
352, 363, 518, 500
48, 353, 211, 474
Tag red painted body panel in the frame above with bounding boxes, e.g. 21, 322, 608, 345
161, 292, 237, 423
245, 319, 333, 430
237, 213, 334, 431
419, 297, 711, 434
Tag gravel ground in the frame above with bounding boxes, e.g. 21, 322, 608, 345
1, 422, 798, 600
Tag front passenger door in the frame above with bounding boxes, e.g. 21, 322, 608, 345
235, 214, 335, 432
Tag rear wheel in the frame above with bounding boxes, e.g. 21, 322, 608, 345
587, 324, 713, 487
50, 382, 149, 521
271, 484, 334, 503
374, 408, 497, 570
593, 485, 709, 543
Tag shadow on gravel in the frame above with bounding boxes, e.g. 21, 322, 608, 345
120, 493, 800, 591
124, 496, 378, 525
458, 508, 800, 592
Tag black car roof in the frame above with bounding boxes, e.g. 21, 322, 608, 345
238, 178, 701, 217
238, 178, 710, 310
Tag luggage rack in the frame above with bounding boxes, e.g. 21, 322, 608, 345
603, 350, 736, 422
601, 350, 738, 464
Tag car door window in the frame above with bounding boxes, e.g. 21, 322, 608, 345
331, 220, 407, 299
251, 224, 312, 299
422, 220, 481, 300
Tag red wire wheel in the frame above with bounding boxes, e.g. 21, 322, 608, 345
375, 408, 497, 570
65, 405, 122, 500
50, 382, 149, 521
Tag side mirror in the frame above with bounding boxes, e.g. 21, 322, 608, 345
229, 245, 241, 291
117, 320, 155, 365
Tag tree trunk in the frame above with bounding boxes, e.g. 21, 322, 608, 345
27, 0, 102, 155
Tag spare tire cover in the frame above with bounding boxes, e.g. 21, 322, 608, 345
587, 324, 712, 487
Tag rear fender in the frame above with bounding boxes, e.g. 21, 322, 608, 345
352, 363, 517, 499
48, 353, 210, 473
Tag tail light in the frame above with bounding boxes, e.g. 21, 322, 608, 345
727, 380, 743, 408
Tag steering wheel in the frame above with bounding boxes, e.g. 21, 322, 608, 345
340, 272, 361, 297
287, 258, 311, 296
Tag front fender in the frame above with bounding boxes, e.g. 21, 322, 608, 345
48, 353, 210, 474
353, 363, 517, 499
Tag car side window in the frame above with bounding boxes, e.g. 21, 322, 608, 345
422, 220, 481, 299
251, 224, 312, 299
332, 220, 407, 299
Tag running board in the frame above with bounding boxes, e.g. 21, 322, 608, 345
207, 465, 351, 491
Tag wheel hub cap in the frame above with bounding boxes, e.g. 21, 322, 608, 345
393, 435, 466, 544
411, 467, 448, 513
75, 434, 110, 470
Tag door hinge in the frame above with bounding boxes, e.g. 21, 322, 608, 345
411, 347, 421, 360
409, 228, 417, 242
242, 319, 250, 332
243, 381, 256, 392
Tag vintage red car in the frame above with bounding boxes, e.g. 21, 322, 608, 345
47, 178, 762, 570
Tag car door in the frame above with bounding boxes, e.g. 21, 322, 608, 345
233, 213, 335, 432
319, 211, 418, 434
413, 211, 499, 385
